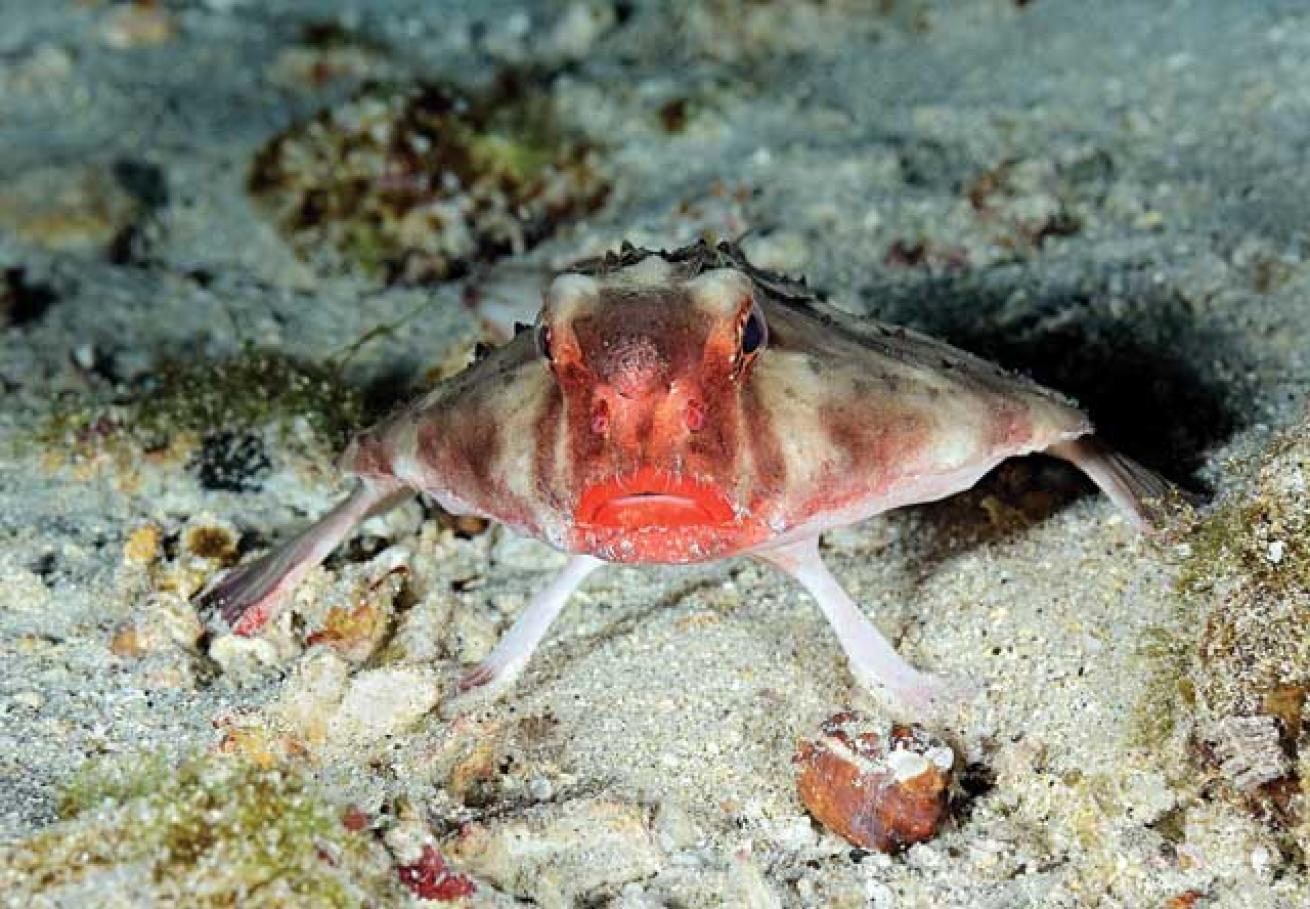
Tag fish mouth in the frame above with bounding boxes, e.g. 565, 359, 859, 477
576, 467, 735, 530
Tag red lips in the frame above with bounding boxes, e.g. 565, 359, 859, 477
576, 467, 735, 530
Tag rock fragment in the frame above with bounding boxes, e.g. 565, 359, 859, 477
794, 711, 954, 853
327, 665, 443, 746
1203, 715, 1291, 791
0, 165, 141, 254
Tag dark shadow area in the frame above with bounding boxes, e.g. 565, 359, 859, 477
2, 267, 57, 326
358, 367, 428, 424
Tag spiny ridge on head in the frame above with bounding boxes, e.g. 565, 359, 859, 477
562, 239, 815, 309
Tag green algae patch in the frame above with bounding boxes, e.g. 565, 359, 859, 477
1129, 625, 1198, 755
1121, 413, 1310, 850
35, 349, 364, 483
51, 349, 361, 448
249, 81, 610, 284
1129, 414, 1310, 805
1182, 421, 1310, 726
129, 351, 363, 447
1, 753, 403, 907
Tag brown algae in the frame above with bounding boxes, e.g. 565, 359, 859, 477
248, 81, 609, 284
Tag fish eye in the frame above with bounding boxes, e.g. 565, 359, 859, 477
740, 303, 767, 357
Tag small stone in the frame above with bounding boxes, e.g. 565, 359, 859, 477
152, 593, 205, 649
440, 512, 492, 539
111, 592, 203, 658
1204, 715, 1290, 791
71, 343, 97, 371
794, 711, 954, 853
209, 633, 284, 679
275, 648, 351, 744
0, 165, 141, 254
109, 625, 146, 659
1251, 844, 1273, 876
527, 776, 555, 802
11, 689, 44, 710
327, 666, 441, 745
100, 4, 176, 49
303, 556, 405, 664
122, 524, 162, 566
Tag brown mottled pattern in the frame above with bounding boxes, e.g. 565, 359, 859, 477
415, 392, 546, 535
415, 419, 447, 485
819, 402, 931, 496
456, 391, 503, 498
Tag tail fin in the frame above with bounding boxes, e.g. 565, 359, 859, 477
1048, 436, 1183, 534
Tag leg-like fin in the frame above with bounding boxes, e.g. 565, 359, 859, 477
195, 481, 410, 635
441, 555, 603, 717
758, 538, 965, 716
1048, 436, 1178, 534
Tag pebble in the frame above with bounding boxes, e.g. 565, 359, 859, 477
11, 689, 45, 710
1204, 715, 1291, 791
275, 648, 352, 744
326, 665, 442, 745
0, 165, 140, 254
100, 5, 176, 49
208, 633, 283, 679
527, 775, 555, 802
794, 711, 954, 853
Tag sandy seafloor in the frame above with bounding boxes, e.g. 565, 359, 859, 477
2, 1, 1310, 906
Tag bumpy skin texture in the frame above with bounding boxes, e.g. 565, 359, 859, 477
198, 241, 1171, 714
